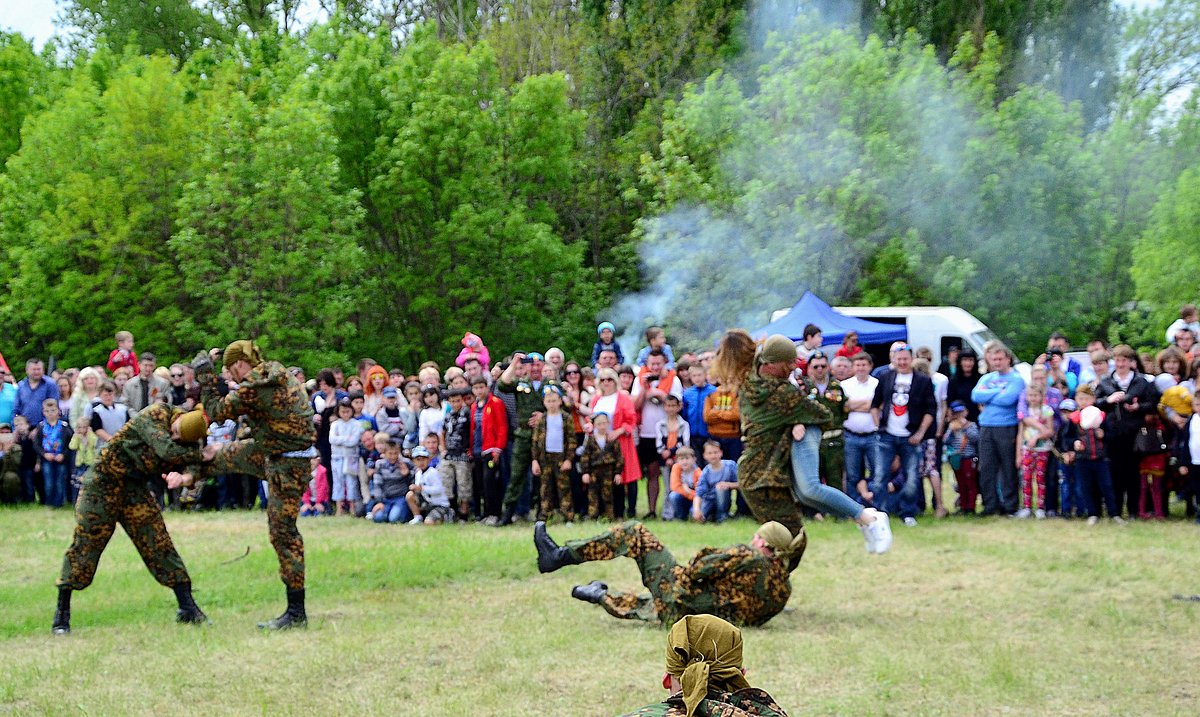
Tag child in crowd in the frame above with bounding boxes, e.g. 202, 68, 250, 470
301, 456, 330, 517
418, 385, 445, 451
373, 386, 408, 444
1018, 385, 1055, 519
532, 386, 577, 523
1176, 393, 1200, 525
656, 395, 690, 519
859, 454, 905, 514
350, 392, 377, 432
696, 440, 739, 523
578, 412, 624, 521
635, 326, 675, 369
402, 381, 422, 449
328, 397, 364, 516
370, 442, 414, 523
943, 401, 979, 513
442, 387, 473, 520
357, 429, 379, 517
207, 416, 238, 509
422, 432, 442, 468
591, 322, 626, 367
407, 446, 452, 525
1137, 414, 1169, 519
106, 330, 139, 376
0, 422, 22, 504
14, 416, 37, 503
1055, 399, 1082, 518
665, 446, 702, 521
1069, 385, 1121, 524
67, 416, 97, 505
32, 399, 72, 508
456, 332, 491, 373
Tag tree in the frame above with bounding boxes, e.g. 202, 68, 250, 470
60, 0, 224, 60
0, 33, 59, 164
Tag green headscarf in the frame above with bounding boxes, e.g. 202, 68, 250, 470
755, 334, 797, 366
755, 521, 808, 567
665, 615, 751, 717
223, 340, 263, 368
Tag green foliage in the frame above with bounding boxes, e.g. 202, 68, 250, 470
1131, 167, 1200, 342
60, 0, 225, 60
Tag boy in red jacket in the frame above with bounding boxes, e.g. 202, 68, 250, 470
469, 376, 508, 524
106, 331, 140, 377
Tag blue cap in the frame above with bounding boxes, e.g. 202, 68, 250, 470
411, 446, 430, 458
526, 352, 545, 361
597, 322, 615, 335
382, 386, 399, 397
949, 401, 966, 413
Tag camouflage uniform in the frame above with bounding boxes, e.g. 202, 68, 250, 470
0, 441, 20, 503
620, 688, 789, 717
198, 361, 315, 590
578, 434, 624, 520
57, 404, 201, 591
531, 411, 577, 522
737, 374, 831, 535
565, 521, 792, 627
802, 376, 846, 491
498, 377, 546, 515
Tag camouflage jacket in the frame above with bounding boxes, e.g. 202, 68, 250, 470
801, 377, 846, 432
199, 361, 315, 456
737, 375, 831, 491
578, 433, 624, 479
93, 403, 203, 482
620, 687, 789, 717
0, 442, 21, 479
665, 545, 791, 628
497, 378, 558, 437
531, 410, 577, 463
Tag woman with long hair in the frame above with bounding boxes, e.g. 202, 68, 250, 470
363, 365, 390, 417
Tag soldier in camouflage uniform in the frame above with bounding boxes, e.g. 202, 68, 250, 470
801, 352, 846, 498
531, 385, 577, 522
737, 335, 831, 536
533, 519, 804, 627
193, 340, 316, 630
577, 412, 625, 520
497, 352, 551, 525
620, 614, 789, 717
0, 422, 21, 503
52, 404, 213, 634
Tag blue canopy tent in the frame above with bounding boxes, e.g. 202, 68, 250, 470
750, 291, 907, 345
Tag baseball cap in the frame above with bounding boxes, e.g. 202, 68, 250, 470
1059, 398, 1077, 411
949, 401, 966, 413
411, 446, 430, 458
382, 386, 399, 398
526, 352, 545, 362
0, 422, 11, 431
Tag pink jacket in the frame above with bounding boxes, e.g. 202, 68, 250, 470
455, 332, 491, 371
302, 465, 330, 505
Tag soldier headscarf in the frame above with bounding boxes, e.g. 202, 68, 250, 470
176, 409, 209, 443
665, 615, 751, 717
223, 340, 263, 367
755, 521, 807, 566
755, 334, 797, 366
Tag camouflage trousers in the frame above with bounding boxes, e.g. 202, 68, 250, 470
503, 434, 532, 512
566, 520, 682, 624
586, 471, 618, 520
214, 441, 308, 590
820, 436, 845, 492
741, 485, 805, 537
539, 452, 574, 522
58, 468, 190, 591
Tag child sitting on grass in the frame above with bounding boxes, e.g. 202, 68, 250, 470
301, 457, 330, 517
407, 446, 452, 525
370, 441, 414, 524
665, 446, 702, 521
696, 440, 739, 523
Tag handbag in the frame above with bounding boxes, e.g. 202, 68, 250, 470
1134, 424, 1167, 455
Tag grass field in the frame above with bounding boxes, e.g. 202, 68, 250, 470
3, 506, 1200, 717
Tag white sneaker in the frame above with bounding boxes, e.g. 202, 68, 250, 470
902, 517, 918, 528
1111, 516, 1125, 525
407, 515, 424, 525
869, 512, 893, 554
1086, 516, 1099, 526
1014, 508, 1032, 519
860, 523, 876, 554
1034, 509, 1046, 520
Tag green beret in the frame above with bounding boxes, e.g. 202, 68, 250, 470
757, 334, 797, 365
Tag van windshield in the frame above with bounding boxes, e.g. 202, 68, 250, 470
969, 329, 1000, 353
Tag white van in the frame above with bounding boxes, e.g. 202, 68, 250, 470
832, 306, 1001, 369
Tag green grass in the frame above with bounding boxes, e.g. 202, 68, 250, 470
3, 506, 1200, 716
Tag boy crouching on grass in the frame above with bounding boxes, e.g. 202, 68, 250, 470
370, 440, 414, 524
696, 440, 739, 523
577, 412, 624, 521
407, 446, 452, 525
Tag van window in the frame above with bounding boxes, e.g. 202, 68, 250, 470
941, 337, 964, 361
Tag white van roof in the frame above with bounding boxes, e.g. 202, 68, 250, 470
833, 306, 989, 333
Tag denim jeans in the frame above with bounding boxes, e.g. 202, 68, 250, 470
373, 497, 411, 523
843, 431, 876, 499
666, 491, 692, 520
872, 432, 921, 519
1075, 459, 1118, 518
42, 461, 67, 508
791, 429, 864, 520
701, 490, 732, 523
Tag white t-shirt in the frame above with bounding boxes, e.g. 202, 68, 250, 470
932, 372, 949, 432
593, 393, 618, 422
415, 467, 450, 507
1189, 418, 1200, 465
632, 374, 683, 439
841, 375, 879, 434
418, 407, 444, 443
886, 372, 914, 437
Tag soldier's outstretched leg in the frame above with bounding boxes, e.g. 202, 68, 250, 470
562, 520, 680, 595
259, 456, 309, 630
572, 580, 658, 622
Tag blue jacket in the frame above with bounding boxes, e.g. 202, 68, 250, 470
697, 459, 738, 501
971, 370, 1025, 427
682, 383, 717, 438
636, 344, 676, 369
0, 382, 16, 425
14, 377, 60, 426
590, 341, 626, 367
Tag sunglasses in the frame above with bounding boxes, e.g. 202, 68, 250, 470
599, 377, 615, 382
565, 370, 580, 375
171, 373, 184, 378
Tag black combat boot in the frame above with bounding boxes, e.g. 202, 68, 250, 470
174, 583, 208, 624
570, 581, 608, 604
498, 505, 516, 527
52, 587, 71, 635
258, 588, 307, 630
534, 521, 581, 573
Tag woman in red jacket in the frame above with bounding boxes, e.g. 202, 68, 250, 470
469, 376, 509, 525
590, 367, 641, 517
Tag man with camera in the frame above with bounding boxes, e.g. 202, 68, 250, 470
632, 349, 683, 519
497, 351, 549, 525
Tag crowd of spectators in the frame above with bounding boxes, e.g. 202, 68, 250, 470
3, 309, 1200, 528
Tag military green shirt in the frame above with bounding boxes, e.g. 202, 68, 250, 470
619, 687, 789, 716
801, 376, 846, 432
92, 403, 202, 482
198, 361, 315, 456
737, 374, 831, 491
497, 378, 552, 438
